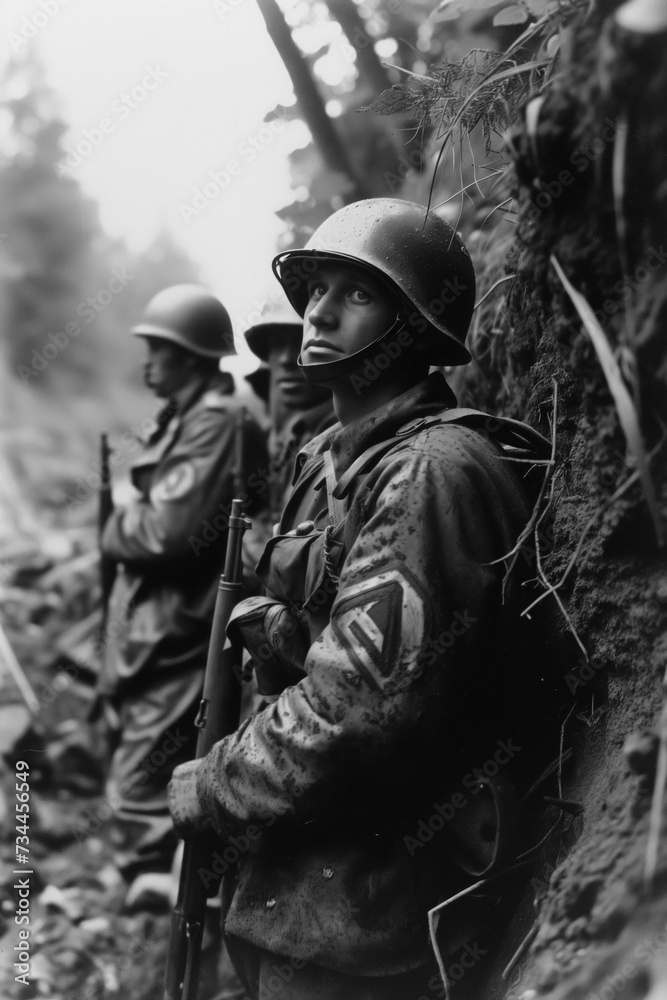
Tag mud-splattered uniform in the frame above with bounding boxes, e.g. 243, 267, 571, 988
191, 372, 549, 995
100, 371, 267, 880
265, 397, 335, 521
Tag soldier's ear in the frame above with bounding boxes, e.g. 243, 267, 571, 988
183, 351, 202, 372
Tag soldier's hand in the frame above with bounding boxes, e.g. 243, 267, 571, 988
228, 597, 310, 695
168, 760, 207, 838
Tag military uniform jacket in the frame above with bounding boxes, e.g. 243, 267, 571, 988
266, 398, 335, 520
195, 372, 546, 975
100, 374, 268, 698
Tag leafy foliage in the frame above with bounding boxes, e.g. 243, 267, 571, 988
363, 0, 587, 166
0, 49, 204, 525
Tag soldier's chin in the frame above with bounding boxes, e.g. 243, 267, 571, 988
147, 379, 168, 398
279, 379, 308, 400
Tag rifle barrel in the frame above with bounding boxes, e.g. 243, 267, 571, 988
99, 433, 116, 636
164, 499, 250, 1000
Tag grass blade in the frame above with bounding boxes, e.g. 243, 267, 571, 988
551, 255, 664, 546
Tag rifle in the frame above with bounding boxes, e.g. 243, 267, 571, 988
99, 433, 116, 637
232, 404, 247, 504
164, 498, 251, 1000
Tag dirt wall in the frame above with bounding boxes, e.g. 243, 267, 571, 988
456, 3, 667, 996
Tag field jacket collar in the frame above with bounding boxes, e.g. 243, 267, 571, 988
294, 371, 457, 483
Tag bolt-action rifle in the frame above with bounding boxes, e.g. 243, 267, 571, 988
232, 404, 248, 503
99, 433, 116, 638
164, 498, 251, 1000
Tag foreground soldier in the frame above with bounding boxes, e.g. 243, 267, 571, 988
244, 299, 334, 521
169, 201, 557, 998
99, 284, 268, 896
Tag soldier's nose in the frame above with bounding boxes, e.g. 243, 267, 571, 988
308, 301, 336, 328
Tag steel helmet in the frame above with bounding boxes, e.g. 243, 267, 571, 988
244, 298, 303, 363
132, 284, 235, 358
272, 198, 475, 366
245, 364, 270, 403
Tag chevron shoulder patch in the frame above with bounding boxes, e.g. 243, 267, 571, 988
332, 564, 429, 695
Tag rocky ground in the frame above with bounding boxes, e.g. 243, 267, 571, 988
0, 535, 172, 1000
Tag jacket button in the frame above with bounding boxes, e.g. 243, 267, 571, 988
265, 897, 277, 909
293, 520, 315, 536
322, 866, 334, 880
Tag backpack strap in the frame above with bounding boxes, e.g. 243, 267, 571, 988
332, 408, 550, 507
322, 449, 348, 529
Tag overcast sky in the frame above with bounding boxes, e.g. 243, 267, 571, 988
1, 0, 315, 362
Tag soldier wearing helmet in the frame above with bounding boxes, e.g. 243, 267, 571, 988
169, 204, 558, 997
99, 284, 268, 901
244, 298, 335, 521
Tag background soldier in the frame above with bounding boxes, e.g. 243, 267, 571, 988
99, 284, 268, 902
244, 299, 334, 522
169, 203, 558, 998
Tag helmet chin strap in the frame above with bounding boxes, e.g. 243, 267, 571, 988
297, 313, 406, 385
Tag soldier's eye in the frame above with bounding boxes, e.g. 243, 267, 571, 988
307, 282, 326, 301
350, 288, 371, 304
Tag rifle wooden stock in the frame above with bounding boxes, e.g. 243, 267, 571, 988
164, 499, 250, 1000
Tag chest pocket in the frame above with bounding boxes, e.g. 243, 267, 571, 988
256, 519, 346, 623
257, 452, 348, 625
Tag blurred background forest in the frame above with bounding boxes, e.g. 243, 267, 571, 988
0, 0, 525, 545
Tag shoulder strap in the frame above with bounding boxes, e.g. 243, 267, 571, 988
421, 408, 551, 461
325, 408, 550, 527
322, 449, 349, 529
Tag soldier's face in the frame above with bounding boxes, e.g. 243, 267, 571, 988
267, 329, 330, 411
301, 261, 396, 367
143, 339, 196, 398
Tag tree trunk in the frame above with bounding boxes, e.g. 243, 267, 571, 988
255, 0, 367, 200
324, 0, 393, 96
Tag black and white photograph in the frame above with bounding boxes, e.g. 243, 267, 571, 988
0, 1, 665, 998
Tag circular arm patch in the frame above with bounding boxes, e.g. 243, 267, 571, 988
150, 461, 197, 503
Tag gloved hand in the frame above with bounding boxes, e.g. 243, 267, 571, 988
227, 597, 310, 695
168, 759, 211, 839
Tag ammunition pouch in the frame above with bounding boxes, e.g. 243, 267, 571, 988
256, 523, 344, 642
